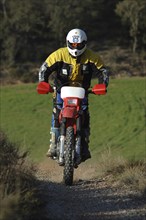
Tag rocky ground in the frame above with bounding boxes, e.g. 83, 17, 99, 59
36, 158, 146, 220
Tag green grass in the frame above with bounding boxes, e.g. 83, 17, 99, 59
90, 78, 146, 161
0, 83, 52, 162
0, 78, 146, 162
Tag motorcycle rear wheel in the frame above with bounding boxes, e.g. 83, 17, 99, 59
63, 126, 74, 186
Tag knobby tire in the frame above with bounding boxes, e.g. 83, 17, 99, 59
63, 126, 74, 186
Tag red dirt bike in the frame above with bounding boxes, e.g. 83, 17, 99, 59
37, 82, 106, 185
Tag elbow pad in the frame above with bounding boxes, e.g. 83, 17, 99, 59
99, 67, 110, 87
38, 62, 48, 82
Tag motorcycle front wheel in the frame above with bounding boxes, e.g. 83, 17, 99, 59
63, 126, 74, 186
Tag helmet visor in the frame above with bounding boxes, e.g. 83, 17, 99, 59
67, 41, 86, 50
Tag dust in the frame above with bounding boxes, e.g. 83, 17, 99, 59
37, 157, 98, 183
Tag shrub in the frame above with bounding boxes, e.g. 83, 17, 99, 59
0, 131, 44, 220
97, 147, 146, 196
119, 162, 146, 196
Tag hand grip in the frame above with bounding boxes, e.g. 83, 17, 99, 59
92, 84, 106, 95
37, 82, 53, 94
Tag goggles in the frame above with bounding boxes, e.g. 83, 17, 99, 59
68, 41, 86, 50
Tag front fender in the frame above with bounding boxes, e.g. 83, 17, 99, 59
62, 107, 77, 118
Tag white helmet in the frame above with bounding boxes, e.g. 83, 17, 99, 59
66, 28, 87, 57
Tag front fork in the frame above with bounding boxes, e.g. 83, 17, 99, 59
75, 116, 82, 157
59, 116, 82, 165
58, 119, 65, 165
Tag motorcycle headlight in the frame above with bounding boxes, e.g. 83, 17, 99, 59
67, 99, 77, 105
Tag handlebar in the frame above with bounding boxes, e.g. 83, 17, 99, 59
37, 82, 107, 95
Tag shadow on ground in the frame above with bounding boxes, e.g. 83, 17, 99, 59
37, 177, 146, 220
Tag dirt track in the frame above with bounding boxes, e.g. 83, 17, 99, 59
36, 158, 146, 220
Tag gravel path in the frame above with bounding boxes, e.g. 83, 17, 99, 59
36, 158, 146, 220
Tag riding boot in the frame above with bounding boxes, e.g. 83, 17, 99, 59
46, 127, 60, 157
81, 128, 91, 162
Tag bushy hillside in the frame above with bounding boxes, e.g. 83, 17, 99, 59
0, 131, 44, 220
0, 78, 145, 162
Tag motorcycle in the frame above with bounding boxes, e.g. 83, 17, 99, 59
37, 82, 106, 185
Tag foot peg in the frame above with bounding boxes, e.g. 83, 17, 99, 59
58, 156, 64, 166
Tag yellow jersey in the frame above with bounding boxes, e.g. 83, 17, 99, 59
43, 47, 104, 89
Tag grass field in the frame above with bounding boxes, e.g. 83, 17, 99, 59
0, 78, 146, 162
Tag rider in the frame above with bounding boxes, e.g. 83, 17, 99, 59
38, 28, 109, 162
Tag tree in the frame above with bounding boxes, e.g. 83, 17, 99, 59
48, 0, 89, 46
115, 0, 146, 53
0, 0, 52, 64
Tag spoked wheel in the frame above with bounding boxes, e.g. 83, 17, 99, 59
63, 126, 74, 186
